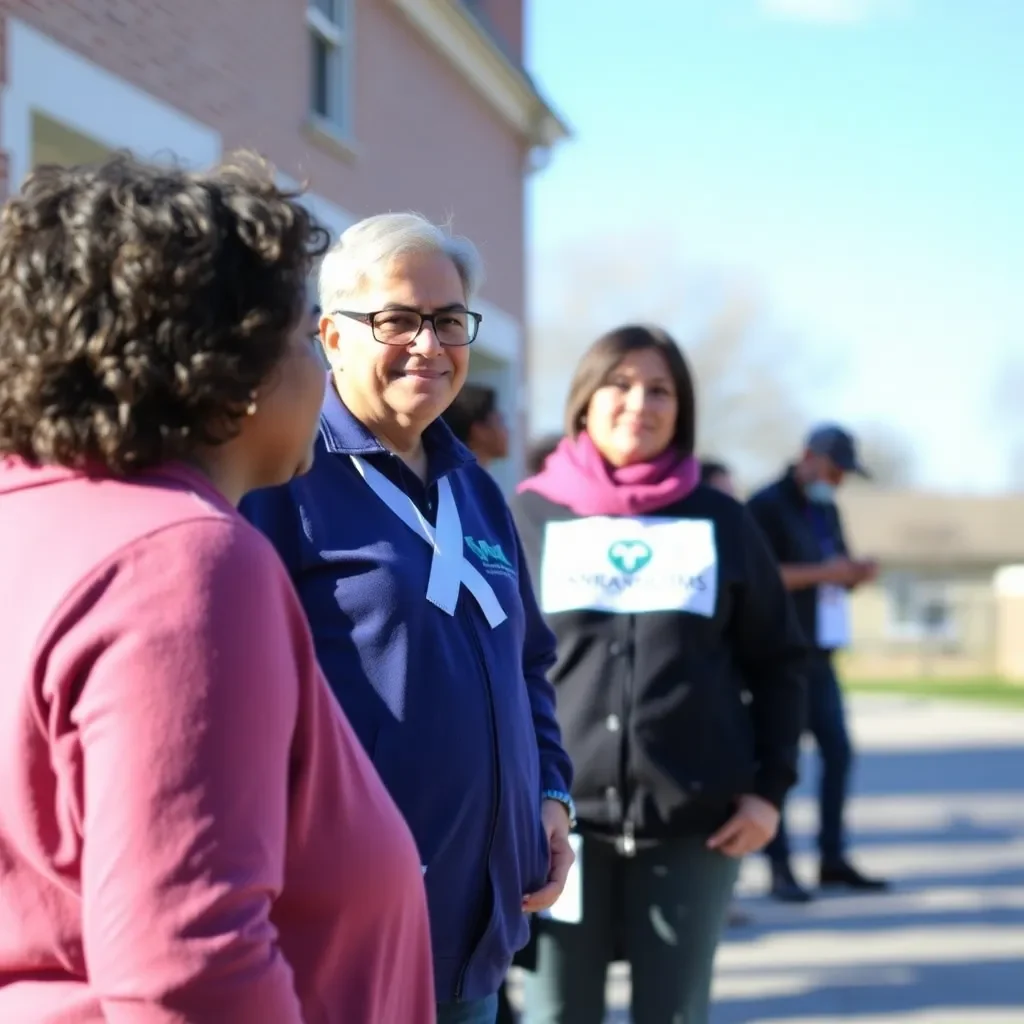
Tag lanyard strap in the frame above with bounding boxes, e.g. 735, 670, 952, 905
805, 505, 838, 558
350, 456, 507, 629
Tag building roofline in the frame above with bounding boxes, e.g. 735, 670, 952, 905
838, 488, 1024, 564
390, 0, 572, 150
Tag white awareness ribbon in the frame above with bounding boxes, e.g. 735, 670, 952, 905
350, 456, 507, 629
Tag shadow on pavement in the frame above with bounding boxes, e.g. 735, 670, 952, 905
510, 716, 1024, 1022
706, 959, 1024, 1024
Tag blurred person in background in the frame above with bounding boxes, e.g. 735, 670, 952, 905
0, 156, 434, 1022
511, 325, 806, 1024
442, 382, 510, 469
526, 433, 563, 476
699, 458, 737, 498
748, 425, 887, 902
242, 212, 575, 1024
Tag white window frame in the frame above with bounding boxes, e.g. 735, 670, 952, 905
307, 0, 352, 138
1, 20, 221, 194
883, 571, 958, 645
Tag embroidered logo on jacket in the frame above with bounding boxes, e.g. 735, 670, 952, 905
465, 536, 516, 579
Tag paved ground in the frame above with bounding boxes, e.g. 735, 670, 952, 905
508, 693, 1024, 1023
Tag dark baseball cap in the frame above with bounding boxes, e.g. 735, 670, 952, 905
805, 424, 870, 477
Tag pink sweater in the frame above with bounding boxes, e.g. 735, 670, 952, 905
0, 459, 435, 1023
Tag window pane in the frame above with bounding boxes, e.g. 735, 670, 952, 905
313, 0, 336, 23
311, 33, 330, 118
329, 46, 348, 131
885, 571, 916, 625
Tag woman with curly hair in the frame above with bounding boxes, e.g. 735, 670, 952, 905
0, 155, 434, 1022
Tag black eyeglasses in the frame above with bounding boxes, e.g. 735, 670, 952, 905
333, 308, 482, 347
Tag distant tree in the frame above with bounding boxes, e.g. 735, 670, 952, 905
686, 292, 820, 488
989, 354, 1024, 491
1009, 445, 1024, 492
528, 232, 837, 490
845, 421, 918, 489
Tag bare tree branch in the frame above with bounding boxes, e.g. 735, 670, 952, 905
845, 421, 918, 489
988, 354, 1024, 491
529, 234, 836, 487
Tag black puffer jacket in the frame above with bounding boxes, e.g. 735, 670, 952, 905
510, 484, 807, 844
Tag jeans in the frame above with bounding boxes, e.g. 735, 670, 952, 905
496, 982, 516, 1024
522, 834, 739, 1024
766, 653, 852, 865
437, 994, 499, 1024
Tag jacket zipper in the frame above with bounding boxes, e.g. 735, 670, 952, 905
384, 455, 489, 999
453, 610, 501, 1000
617, 615, 638, 858
620, 820, 636, 857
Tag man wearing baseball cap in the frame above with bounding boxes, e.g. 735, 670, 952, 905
747, 425, 889, 902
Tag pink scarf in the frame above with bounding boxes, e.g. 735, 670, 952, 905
518, 432, 700, 516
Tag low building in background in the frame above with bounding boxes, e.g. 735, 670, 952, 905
0, 0, 567, 490
838, 489, 1024, 682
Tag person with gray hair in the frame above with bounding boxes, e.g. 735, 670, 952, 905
242, 212, 575, 1024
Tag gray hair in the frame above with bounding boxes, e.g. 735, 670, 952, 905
318, 212, 484, 312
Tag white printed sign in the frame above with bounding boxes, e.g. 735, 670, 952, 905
816, 584, 851, 649
540, 516, 718, 617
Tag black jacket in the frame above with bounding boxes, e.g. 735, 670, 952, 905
747, 468, 849, 654
510, 484, 807, 843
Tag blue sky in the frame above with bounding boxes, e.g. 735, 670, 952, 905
524, 0, 1024, 490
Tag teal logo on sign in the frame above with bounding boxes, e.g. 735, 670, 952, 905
466, 536, 515, 577
607, 539, 653, 575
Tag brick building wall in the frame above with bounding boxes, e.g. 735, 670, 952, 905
0, 0, 564, 485
0, 0, 527, 316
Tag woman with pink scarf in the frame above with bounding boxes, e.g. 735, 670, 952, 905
510, 326, 807, 1024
